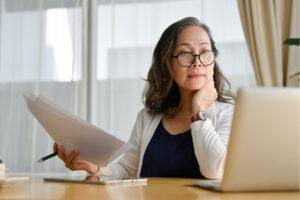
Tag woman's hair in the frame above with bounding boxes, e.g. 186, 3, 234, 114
143, 17, 234, 117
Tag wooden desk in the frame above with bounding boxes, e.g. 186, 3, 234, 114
0, 176, 299, 200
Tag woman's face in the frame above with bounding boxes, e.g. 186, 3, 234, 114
171, 25, 214, 92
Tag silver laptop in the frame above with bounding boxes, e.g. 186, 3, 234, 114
193, 87, 300, 192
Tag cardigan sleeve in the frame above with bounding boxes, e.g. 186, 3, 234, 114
99, 110, 144, 178
191, 102, 234, 180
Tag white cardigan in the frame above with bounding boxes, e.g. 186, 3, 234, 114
100, 101, 234, 179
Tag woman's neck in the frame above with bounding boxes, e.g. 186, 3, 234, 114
178, 89, 195, 113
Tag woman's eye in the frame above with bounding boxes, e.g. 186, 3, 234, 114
201, 49, 212, 52
178, 51, 191, 55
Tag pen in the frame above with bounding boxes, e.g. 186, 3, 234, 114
38, 152, 58, 162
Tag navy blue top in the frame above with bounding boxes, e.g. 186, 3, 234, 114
140, 120, 204, 178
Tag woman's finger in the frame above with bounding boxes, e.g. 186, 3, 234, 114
65, 150, 79, 168
208, 79, 215, 88
75, 160, 96, 172
67, 157, 89, 171
53, 143, 58, 152
68, 159, 98, 174
75, 161, 89, 170
68, 156, 80, 170
57, 146, 66, 162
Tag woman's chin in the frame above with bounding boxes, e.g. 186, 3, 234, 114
185, 82, 206, 91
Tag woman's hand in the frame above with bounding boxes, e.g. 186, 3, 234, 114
192, 78, 218, 115
53, 143, 99, 175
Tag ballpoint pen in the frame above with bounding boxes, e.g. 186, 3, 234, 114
38, 152, 58, 162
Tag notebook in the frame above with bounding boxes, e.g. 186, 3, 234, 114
44, 176, 147, 185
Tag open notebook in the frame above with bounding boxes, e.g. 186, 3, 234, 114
44, 176, 147, 185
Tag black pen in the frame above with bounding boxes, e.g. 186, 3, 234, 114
38, 152, 58, 162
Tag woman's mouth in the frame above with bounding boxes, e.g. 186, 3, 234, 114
188, 74, 206, 78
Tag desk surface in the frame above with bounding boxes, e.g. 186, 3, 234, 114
0, 176, 299, 200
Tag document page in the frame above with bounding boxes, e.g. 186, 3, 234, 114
24, 94, 131, 166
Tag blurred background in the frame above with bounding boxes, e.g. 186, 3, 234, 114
0, 0, 256, 175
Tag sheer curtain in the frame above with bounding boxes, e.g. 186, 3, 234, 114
0, 0, 84, 174
94, 0, 256, 142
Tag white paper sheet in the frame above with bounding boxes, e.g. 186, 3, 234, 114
24, 93, 131, 166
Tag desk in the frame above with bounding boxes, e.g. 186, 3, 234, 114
0, 176, 299, 200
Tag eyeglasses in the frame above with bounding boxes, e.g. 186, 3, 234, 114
171, 50, 215, 67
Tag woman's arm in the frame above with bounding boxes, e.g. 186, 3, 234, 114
100, 110, 144, 178
54, 109, 144, 178
191, 103, 234, 179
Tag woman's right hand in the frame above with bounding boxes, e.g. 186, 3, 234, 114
192, 78, 217, 115
53, 143, 99, 175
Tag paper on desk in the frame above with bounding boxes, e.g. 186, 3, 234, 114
24, 93, 131, 166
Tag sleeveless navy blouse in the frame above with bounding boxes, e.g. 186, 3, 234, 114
140, 120, 204, 178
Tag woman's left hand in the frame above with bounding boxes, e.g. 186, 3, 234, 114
192, 78, 218, 115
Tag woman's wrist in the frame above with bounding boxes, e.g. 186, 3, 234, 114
192, 103, 207, 115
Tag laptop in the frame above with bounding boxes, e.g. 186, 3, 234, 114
193, 87, 300, 192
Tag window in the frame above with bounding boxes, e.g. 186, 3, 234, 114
0, 0, 255, 173
0, 0, 84, 173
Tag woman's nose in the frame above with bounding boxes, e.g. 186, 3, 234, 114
192, 55, 202, 67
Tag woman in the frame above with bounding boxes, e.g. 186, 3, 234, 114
54, 17, 234, 180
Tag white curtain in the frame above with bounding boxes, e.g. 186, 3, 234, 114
0, 0, 255, 174
0, 0, 84, 174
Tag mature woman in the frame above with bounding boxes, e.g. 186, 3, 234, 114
54, 17, 234, 180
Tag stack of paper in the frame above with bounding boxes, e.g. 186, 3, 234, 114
24, 94, 130, 166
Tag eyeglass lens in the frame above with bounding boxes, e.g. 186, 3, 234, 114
177, 51, 214, 67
